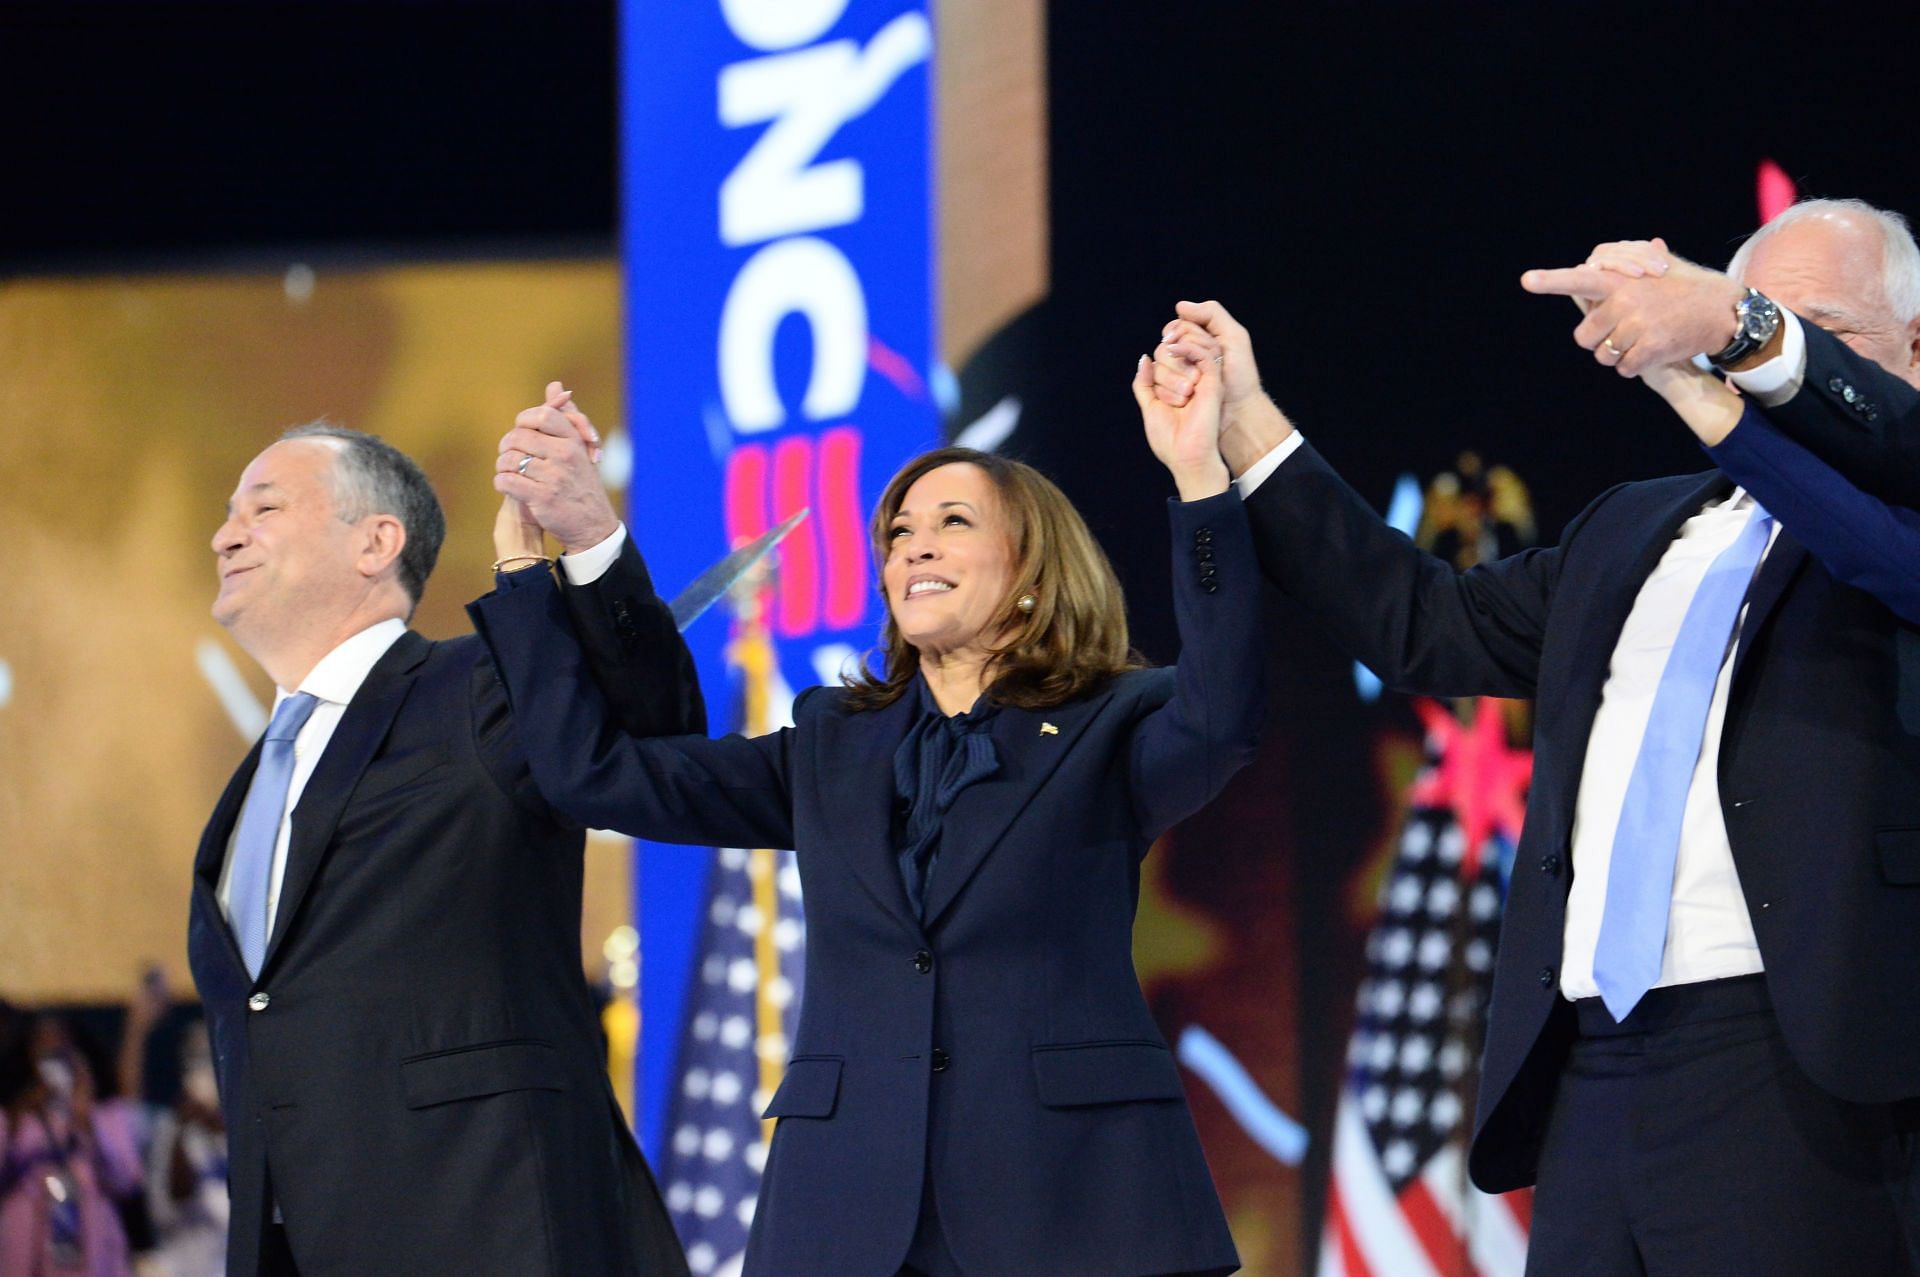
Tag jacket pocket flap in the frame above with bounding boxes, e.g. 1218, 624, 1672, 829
1877, 827, 1920, 884
400, 1040, 565, 1110
1032, 1041, 1184, 1107
762, 1057, 842, 1119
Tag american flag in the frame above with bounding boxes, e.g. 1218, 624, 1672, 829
655, 586, 806, 1277
1319, 696, 1534, 1277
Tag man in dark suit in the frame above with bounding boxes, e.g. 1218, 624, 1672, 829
188, 401, 702, 1277
1152, 200, 1920, 1273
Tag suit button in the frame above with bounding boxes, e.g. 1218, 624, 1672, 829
1539, 854, 1560, 876
1538, 967, 1555, 989
1828, 376, 1846, 394
930, 1048, 950, 1072
912, 950, 933, 974
1201, 580, 1219, 594
1196, 547, 1215, 563
1865, 405, 1879, 421
1195, 528, 1214, 545
248, 992, 270, 1012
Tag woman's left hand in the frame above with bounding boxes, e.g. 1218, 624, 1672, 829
1134, 351, 1231, 501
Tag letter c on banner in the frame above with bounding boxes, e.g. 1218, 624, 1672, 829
721, 0, 851, 51
718, 235, 868, 434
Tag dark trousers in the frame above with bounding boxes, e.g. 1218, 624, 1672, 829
1525, 974, 1916, 1276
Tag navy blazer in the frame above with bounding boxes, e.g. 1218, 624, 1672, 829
470, 491, 1261, 1277
188, 583, 702, 1277
1707, 401, 1920, 624
1243, 326, 1920, 1195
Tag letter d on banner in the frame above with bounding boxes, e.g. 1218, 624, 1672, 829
620, 0, 939, 1163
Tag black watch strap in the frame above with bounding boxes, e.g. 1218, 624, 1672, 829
1709, 287, 1781, 368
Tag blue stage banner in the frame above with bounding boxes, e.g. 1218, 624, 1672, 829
619, 0, 939, 1161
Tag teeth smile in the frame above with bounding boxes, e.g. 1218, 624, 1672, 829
907, 580, 953, 597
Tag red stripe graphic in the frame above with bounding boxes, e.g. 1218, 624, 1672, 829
817, 426, 868, 630
724, 443, 770, 549
770, 435, 819, 636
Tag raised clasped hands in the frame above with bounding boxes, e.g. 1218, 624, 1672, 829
1148, 300, 1296, 478
1521, 236, 1750, 379
492, 381, 619, 563
1525, 239, 1748, 444
1133, 312, 1231, 501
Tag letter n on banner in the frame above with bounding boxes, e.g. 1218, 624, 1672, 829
619, 0, 939, 1161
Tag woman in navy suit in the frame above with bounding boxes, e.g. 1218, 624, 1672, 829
471, 358, 1259, 1276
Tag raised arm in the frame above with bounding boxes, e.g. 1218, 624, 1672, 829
468, 567, 799, 850
490, 381, 707, 736
1641, 361, 1920, 625
1126, 347, 1263, 837
1153, 301, 1563, 698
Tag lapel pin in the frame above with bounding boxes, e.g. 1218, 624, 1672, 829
1040, 722, 1059, 736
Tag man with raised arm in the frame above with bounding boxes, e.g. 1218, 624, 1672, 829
1153, 201, 1920, 1273
190, 391, 700, 1277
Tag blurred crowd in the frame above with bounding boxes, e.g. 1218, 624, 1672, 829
1, 971, 227, 1277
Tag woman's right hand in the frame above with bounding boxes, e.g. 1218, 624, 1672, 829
493, 495, 547, 566
1133, 349, 1230, 501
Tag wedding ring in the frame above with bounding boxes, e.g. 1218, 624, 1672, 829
516, 454, 535, 476
1603, 338, 1623, 357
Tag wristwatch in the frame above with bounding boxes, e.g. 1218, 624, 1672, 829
1708, 287, 1782, 368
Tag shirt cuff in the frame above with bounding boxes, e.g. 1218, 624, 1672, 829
559, 524, 628, 586
1725, 309, 1807, 407
1234, 430, 1307, 498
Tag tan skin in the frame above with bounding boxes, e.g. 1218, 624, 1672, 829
494, 365, 1231, 717
212, 439, 411, 691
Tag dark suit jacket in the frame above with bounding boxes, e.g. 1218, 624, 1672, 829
187, 575, 704, 1277
470, 492, 1261, 1277
1243, 325, 1920, 1194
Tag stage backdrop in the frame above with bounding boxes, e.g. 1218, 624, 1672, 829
0, 260, 643, 1003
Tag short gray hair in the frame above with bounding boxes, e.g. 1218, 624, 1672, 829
281, 422, 446, 612
1728, 197, 1920, 324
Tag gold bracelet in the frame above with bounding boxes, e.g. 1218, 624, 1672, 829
491, 554, 552, 573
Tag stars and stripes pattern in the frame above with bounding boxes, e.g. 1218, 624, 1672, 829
657, 844, 805, 1276
1319, 698, 1534, 1277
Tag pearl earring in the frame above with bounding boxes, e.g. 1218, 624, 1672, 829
1017, 594, 1036, 613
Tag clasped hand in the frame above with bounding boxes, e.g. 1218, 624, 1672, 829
492, 382, 619, 563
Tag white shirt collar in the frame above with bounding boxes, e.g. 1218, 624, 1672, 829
274, 617, 409, 709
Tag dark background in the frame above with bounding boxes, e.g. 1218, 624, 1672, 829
8, 2, 1915, 1267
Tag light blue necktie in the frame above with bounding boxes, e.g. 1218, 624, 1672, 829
1591, 503, 1774, 1021
228, 692, 320, 977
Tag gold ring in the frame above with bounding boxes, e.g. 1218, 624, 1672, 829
1603, 338, 1623, 357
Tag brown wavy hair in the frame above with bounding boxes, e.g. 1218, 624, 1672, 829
842, 447, 1142, 712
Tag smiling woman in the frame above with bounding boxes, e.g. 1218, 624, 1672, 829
851, 447, 1139, 715
470, 355, 1262, 1275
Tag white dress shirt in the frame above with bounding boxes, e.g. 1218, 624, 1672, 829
216, 618, 408, 938
1238, 324, 1804, 999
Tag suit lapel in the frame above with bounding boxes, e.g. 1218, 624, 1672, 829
1730, 529, 1808, 689
260, 631, 430, 975
920, 686, 1114, 929
192, 746, 262, 977
815, 689, 923, 934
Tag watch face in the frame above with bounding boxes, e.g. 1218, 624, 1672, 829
1742, 294, 1780, 341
